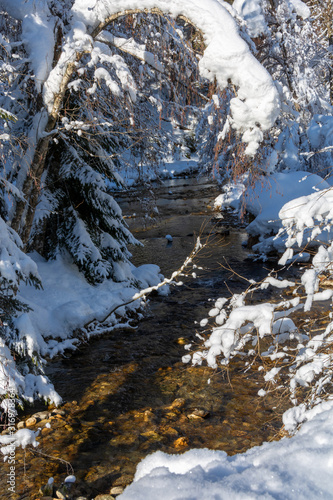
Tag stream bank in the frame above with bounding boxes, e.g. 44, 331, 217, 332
1, 177, 291, 500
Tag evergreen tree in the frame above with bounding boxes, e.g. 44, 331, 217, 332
27, 11, 201, 283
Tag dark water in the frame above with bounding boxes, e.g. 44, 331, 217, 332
1, 177, 289, 500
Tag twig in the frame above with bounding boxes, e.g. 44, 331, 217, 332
84, 237, 204, 329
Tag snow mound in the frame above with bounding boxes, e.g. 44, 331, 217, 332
119, 400, 333, 500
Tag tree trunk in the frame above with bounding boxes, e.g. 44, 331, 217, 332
11, 60, 78, 246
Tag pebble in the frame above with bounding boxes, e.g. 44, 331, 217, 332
143, 410, 155, 422
173, 436, 189, 448
110, 486, 124, 496
26, 416, 37, 427
41, 427, 52, 436
176, 337, 187, 345
38, 418, 51, 427
187, 408, 210, 419
51, 409, 66, 416
34, 411, 51, 420
141, 430, 163, 441
168, 398, 186, 409
161, 426, 178, 437
165, 411, 178, 420
55, 490, 66, 499
94, 495, 115, 500
187, 413, 205, 421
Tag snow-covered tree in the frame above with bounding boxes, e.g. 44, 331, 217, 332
261, 0, 332, 173
27, 11, 204, 282
198, 0, 333, 183
0, 0, 279, 284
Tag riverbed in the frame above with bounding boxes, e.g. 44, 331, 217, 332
1, 177, 291, 500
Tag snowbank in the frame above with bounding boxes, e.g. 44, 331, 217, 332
0, 252, 165, 406
119, 400, 333, 500
18, 252, 164, 349
216, 171, 330, 236
215, 171, 332, 256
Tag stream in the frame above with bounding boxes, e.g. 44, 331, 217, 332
2, 176, 291, 500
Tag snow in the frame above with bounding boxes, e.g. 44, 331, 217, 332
288, 0, 310, 19
0, 428, 39, 457
215, 171, 332, 257
18, 252, 164, 344
233, 0, 268, 38
0, 216, 39, 286
244, 172, 330, 238
0, 0, 55, 91
64, 475, 76, 483
0, 251, 165, 406
0, 0, 332, 494
119, 400, 333, 500
37, 0, 280, 155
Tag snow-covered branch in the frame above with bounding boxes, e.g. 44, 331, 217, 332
84, 237, 204, 329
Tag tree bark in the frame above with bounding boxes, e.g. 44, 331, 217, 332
11, 60, 78, 244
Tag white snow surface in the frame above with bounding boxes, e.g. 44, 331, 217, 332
233, 0, 268, 37
0, 428, 39, 456
245, 171, 330, 237
215, 171, 331, 251
119, 400, 333, 500
0, 0, 55, 90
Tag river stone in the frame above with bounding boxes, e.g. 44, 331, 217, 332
143, 409, 155, 422
165, 412, 178, 421
187, 408, 210, 418
38, 418, 51, 427
173, 436, 189, 448
187, 413, 205, 421
33, 411, 50, 420
52, 409, 66, 416
41, 426, 52, 436
141, 430, 163, 441
25, 416, 37, 427
110, 486, 124, 496
161, 425, 178, 437
168, 398, 186, 409
55, 489, 66, 499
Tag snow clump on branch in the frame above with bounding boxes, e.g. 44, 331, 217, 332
42, 0, 281, 155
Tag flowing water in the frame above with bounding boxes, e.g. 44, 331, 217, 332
1, 177, 291, 500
